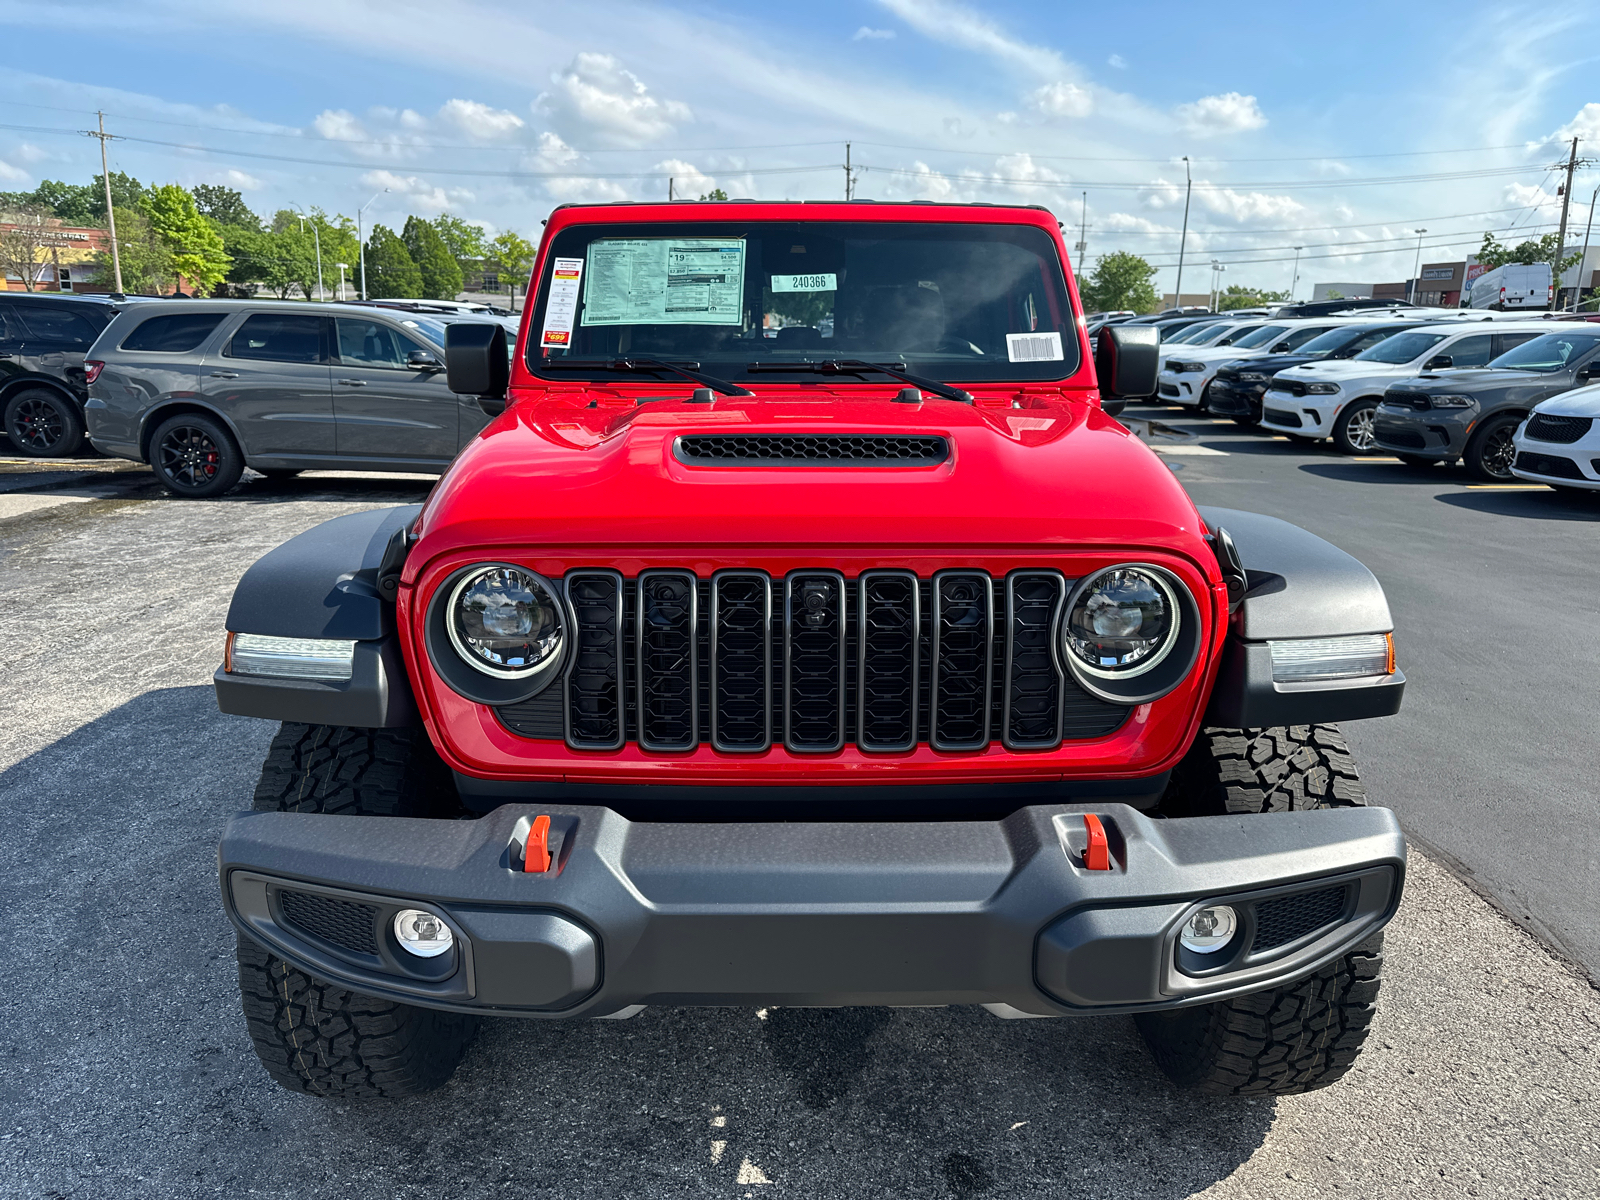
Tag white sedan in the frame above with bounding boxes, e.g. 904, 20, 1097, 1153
1157, 321, 1348, 411
1511, 384, 1600, 493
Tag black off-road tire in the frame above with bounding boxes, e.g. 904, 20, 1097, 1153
4, 387, 85, 457
1135, 935, 1385, 1096
237, 723, 476, 1099
1137, 724, 1381, 1095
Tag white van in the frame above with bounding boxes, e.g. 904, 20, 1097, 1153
1468, 263, 1552, 311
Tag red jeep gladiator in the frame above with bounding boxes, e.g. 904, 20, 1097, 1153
216, 200, 1406, 1099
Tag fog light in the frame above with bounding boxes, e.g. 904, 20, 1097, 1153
1180, 905, 1237, 954
393, 909, 453, 957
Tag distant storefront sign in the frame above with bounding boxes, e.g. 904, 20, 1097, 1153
1421, 266, 1456, 281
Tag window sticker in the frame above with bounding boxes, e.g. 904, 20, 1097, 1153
770, 273, 837, 293
1006, 331, 1064, 362
540, 257, 584, 347
582, 238, 746, 326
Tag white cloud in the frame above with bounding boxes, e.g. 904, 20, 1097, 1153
1029, 81, 1092, 119
359, 169, 474, 214
1141, 175, 1301, 222
535, 53, 692, 146
1501, 181, 1562, 220
312, 108, 366, 141
0, 158, 29, 184
13, 142, 48, 165
853, 26, 895, 40
438, 98, 524, 140
1175, 92, 1267, 136
221, 168, 263, 190
525, 132, 630, 203
876, 0, 1067, 77
1545, 101, 1600, 148
1108, 53, 1126, 69
656, 158, 715, 197
882, 153, 1066, 203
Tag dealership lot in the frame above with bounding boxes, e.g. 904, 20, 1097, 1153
1, 444, 1597, 1199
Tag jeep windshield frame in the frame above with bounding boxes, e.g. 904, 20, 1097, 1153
521, 219, 1081, 386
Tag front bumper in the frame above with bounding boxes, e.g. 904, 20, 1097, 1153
1372, 404, 1472, 460
220, 802, 1405, 1018
1510, 431, 1600, 488
1156, 368, 1210, 406
1207, 378, 1267, 417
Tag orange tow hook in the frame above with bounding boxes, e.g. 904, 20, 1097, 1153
524, 814, 552, 873
1082, 814, 1111, 871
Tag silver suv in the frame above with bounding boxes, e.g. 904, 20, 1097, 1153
85, 300, 509, 497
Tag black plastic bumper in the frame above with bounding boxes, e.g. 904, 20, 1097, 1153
1206, 380, 1264, 417
220, 802, 1405, 1018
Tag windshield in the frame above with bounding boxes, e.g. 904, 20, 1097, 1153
1355, 330, 1447, 364
1164, 323, 1217, 345
1295, 324, 1405, 358
1231, 324, 1291, 350
1487, 331, 1600, 373
1216, 322, 1266, 345
525, 220, 1078, 384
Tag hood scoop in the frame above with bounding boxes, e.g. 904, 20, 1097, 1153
675, 433, 950, 466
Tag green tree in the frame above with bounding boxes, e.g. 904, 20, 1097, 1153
431, 212, 488, 268
193, 184, 259, 230
220, 223, 316, 299
140, 184, 230, 294
96, 206, 174, 294
1219, 284, 1290, 310
402, 215, 464, 300
700, 187, 729, 201
489, 229, 537, 306
1080, 251, 1160, 314
17, 173, 145, 225
364, 224, 423, 298
1475, 231, 1581, 275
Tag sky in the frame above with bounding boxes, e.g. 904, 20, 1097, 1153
3, 0, 1600, 297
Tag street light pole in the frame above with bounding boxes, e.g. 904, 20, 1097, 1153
357, 188, 389, 301
336, 262, 348, 302
1574, 184, 1599, 311
1173, 156, 1192, 310
1289, 246, 1303, 301
290, 202, 324, 302
1409, 229, 1428, 305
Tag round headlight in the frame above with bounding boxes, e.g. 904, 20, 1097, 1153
1064, 566, 1180, 678
446, 566, 564, 678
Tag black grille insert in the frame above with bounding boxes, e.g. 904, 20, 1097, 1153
637, 570, 697, 751
280, 889, 380, 956
564, 570, 624, 750
1382, 429, 1427, 449
1263, 408, 1303, 428
1515, 451, 1584, 480
784, 571, 847, 751
1525, 413, 1593, 444
1004, 572, 1066, 750
931, 571, 993, 750
677, 434, 949, 465
1252, 885, 1347, 953
711, 572, 772, 752
857, 571, 919, 751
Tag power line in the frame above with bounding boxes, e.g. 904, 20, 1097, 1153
862, 161, 1554, 192
852, 138, 1544, 165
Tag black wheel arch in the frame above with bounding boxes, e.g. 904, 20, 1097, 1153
138, 399, 246, 464
0, 373, 84, 410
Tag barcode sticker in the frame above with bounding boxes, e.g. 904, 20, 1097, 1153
1006, 331, 1064, 362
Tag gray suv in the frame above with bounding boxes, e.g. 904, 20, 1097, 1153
1373, 328, 1600, 480
85, 301, 506, 497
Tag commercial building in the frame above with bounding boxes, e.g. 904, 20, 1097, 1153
1310, 282, 1374, 302
0, 217, 109, 292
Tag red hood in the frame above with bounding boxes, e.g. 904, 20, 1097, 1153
411, 387, 1210, 562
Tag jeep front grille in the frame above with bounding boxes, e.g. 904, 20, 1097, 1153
498, 570, 1131, 753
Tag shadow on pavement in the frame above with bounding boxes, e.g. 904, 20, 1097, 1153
1298, 462, 1454, 485
1435, 489, 1600, 521
1, 686, 1275, 1198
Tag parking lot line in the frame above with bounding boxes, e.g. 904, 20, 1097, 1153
1464, 484, 1549, 491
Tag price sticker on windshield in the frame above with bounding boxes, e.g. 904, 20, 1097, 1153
1007, 331, 1064, 362
541, 258, 584, 347
770, 273, 837, 293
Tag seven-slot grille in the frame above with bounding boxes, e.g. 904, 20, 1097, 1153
497, 570, 1131, 753
1525, 413, 1593, 444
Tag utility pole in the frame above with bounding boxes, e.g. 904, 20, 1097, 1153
669, 177, 675, 201
1289, 246, 1304, 301
81, 112, 123, 293
1553, 136, 1580, 306
1075, 191, 1088, 263
1409, 229, 1428, 304
1173, 157, 1192, 309
844, 142, 853, 201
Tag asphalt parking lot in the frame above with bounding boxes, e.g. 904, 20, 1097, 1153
1, 440, 1597, 1199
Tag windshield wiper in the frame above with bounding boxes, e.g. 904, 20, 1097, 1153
744, 359, 973, 403
540, 357, 753, 396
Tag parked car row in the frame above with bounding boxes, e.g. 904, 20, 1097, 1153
1143, 307, 1600, 485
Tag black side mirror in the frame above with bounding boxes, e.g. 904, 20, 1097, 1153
1423, 354, 1453, 370
1271, 340, 1293, 352
406, 349, 443, 371
446, 323, 509, 400
1096, 323, 1159, 401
